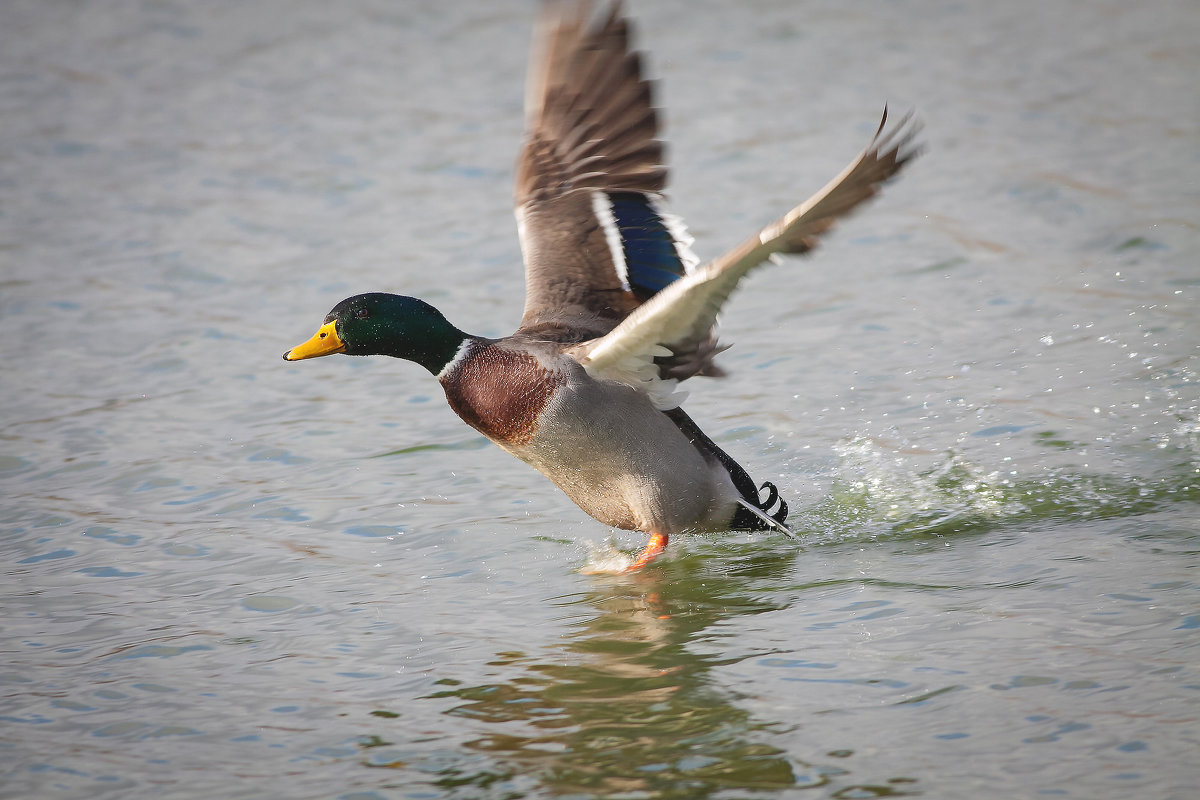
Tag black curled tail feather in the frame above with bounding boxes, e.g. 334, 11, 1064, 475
730, 480, 790, 532
664, 408, 790, 533
757, 481, 789, 526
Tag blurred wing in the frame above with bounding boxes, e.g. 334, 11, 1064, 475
573, 110, 922, 408
514, 1, 698, 341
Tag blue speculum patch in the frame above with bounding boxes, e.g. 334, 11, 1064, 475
607, 192, 686, 295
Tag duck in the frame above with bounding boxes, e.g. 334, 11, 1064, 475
284, 0, 919, 570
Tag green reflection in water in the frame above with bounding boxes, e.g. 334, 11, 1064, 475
402, 547, 916, 798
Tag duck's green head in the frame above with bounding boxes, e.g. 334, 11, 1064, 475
284, 292, 468, 374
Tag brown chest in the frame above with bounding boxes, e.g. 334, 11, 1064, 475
440, 344, 559, 446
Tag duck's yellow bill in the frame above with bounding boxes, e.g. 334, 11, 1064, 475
283, 321, 346, 360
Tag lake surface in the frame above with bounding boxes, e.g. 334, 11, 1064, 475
2, 0, 1198, 798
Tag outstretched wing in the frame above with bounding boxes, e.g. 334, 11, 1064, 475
571, 110, 922, 408
514, 1, 699, 341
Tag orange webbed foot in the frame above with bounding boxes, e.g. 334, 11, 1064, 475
624, 532, 668, 572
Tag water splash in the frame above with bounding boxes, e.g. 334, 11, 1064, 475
578, 539, 635, 574
797, 434, 1198, 544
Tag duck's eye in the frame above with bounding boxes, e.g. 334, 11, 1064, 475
354, 308, 370, 320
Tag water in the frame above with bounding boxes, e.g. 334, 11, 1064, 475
2, 0, 1198, 797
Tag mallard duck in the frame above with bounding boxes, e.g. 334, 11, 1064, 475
285, 1, 919, 570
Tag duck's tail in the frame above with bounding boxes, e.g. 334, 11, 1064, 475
735, 483, 796, 539
664, 408, 795, 539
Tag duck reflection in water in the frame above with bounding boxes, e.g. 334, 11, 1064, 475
418, 546, 807, 796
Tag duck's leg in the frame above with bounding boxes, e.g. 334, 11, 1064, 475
625, 532, 668, 572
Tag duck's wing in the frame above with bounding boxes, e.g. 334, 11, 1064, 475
514, 1, 699, 342
571, 110, 922, 408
